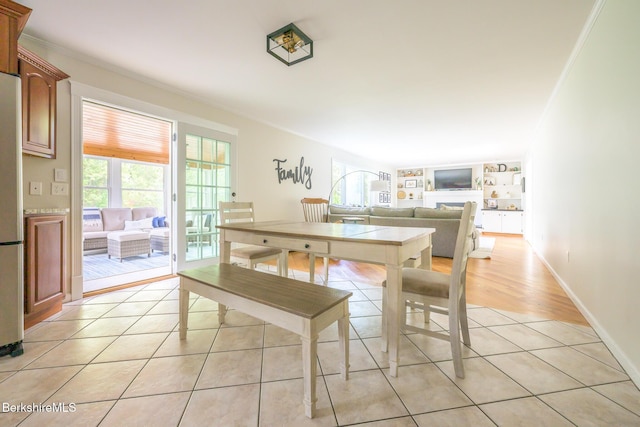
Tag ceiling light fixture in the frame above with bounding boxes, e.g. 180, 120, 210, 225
266, 23, 313, 66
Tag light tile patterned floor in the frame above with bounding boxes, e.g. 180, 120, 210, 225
1, 269, 639, 426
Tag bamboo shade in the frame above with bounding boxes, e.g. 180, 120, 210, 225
82, 101, 171, 164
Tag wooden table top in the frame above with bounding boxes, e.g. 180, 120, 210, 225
217, 220, 434, 246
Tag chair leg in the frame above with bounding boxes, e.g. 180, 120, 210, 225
276, 253, 283, 276
449, 302, 465, 379
459, 293, 471, 346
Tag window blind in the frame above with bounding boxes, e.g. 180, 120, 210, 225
82, 101, 171, 164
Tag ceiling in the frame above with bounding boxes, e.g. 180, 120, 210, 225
19, 0, 595, 167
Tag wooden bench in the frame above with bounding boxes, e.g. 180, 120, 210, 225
178, 263, 352, 418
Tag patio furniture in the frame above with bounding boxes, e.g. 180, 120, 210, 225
107, 230, 151, 262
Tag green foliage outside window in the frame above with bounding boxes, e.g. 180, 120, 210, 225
82, 156, 166, 213
83, 157, 109, 208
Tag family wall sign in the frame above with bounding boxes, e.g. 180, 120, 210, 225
273, 157, 313, 190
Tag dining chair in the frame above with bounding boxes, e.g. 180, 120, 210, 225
382, 201, 477, 378
219, 201, 284, 275
300, 198, 330, 284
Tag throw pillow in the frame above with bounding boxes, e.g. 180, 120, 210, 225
124, 217, 154, 231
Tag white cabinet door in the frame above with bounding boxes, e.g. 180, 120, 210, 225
501, 211, 523, 234
482, 210, 523, 234
482, 210, 502, 232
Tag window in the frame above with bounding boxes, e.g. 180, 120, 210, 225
122, 162, 165, 210
331, 161, 375, 206
82, 157, 109, 208
82, 156, 168, 214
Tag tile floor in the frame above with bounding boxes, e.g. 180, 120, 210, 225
1, 268, 639, 426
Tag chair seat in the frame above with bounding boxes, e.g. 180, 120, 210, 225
382, 268, 450, 299
401, 268, 450, 299
231, 245, 282, 260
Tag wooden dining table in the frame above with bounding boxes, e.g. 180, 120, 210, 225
216, 220, 435, 377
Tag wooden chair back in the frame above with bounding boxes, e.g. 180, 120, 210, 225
300, 198, 329, 223
449, 201, 478, 302
219, 201, 257, 224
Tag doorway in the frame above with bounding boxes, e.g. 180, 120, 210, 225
70, 82, 238, 298
81, 100, 172, 292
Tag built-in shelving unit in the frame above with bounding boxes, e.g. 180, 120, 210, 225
482, 162, 522, 210
396, 168, 425, 207
395, 161, 524, 234
481, 162, 523, 234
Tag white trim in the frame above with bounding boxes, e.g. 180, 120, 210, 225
533, 0, 607, 139
534, 246, 640, 388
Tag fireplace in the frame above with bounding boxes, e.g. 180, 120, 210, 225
436, 202, 465, 208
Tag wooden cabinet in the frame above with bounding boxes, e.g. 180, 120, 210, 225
24, 215, 66, 329
18, 46, 69, 159
0, 0, 31, 74
482, 210, 523, 234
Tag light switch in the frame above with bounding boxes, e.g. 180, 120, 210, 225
51, 183, 68, 196
54, 168, 68, 182
29, 182, 42, 196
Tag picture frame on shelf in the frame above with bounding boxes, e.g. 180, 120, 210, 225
487, 199, 498, 209
405, 179, 417, 188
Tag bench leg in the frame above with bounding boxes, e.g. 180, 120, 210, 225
218, 303, 228, 324
179, 287, 189, 340
301, 334, 318, 418
338, 314, 350, 381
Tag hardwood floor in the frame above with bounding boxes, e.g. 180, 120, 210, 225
289, 233, 588, 326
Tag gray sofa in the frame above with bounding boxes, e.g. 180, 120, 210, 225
328, 205, 477, 258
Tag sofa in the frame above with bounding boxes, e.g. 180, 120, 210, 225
328, 205, 477, 258
83, 207, 170, 257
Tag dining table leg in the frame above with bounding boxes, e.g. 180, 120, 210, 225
219, 229, 231, 264
385, 263, 403, 377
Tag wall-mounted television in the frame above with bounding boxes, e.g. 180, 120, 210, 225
434, 168, 473, 190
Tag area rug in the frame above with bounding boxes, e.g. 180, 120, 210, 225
469, 236, 496, 259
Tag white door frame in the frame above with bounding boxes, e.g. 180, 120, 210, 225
69, 82, 238, 300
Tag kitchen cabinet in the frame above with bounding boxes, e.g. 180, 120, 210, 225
0, 0, 31, 74
18, 46, 69, 159
24, 215, 66, 329
482, 210, 523, 234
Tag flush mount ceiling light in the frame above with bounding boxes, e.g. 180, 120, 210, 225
266, 23, 313, 66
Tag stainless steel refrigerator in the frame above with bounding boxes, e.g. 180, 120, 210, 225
0, 71, 24, 358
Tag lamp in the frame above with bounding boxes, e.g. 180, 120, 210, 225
267, 23, 313, 66
328, 170, 390, 206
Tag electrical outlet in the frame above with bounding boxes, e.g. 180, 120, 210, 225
29, 182, 42, 195
51, 183, 69, 196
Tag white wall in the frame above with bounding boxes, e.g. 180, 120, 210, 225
530, 0, 640, 384
18, 36, 392, 297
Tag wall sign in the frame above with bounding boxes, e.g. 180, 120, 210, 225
273, 157, 313, 189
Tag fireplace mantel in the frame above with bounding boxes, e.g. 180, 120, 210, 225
423, 190, 483, 226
